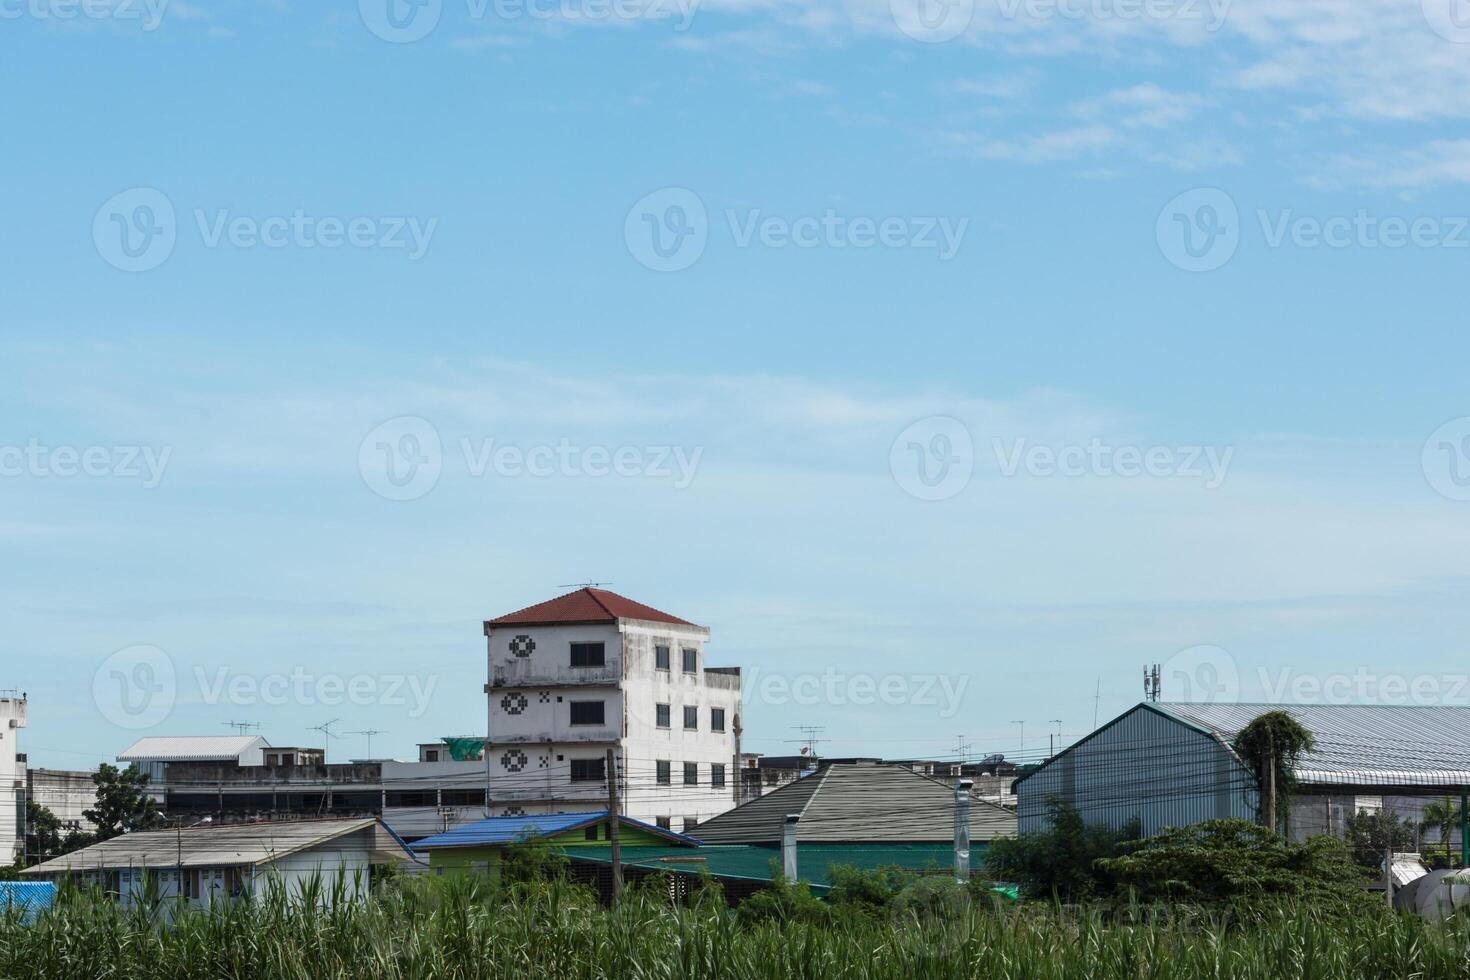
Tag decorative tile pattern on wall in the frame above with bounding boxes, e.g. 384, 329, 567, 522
510, 634, 535, 658
501, 749, 528, 773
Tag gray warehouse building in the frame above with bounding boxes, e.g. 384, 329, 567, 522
1015, 703, 1470, 843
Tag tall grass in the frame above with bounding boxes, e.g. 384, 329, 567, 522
4, 873, 1470, 979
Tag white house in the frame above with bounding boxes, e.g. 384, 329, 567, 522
1, 692, 26, 864
483, 588, 743, 833
22, 817, 417, 906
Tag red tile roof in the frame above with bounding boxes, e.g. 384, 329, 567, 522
485, 588, 701, 629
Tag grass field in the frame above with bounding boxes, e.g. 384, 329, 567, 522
3, 874, 1469, 979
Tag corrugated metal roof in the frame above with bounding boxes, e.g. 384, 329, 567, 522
1154, 703, 1470, 789
560, 842, 978, 891
21, 818, 415, 875
0, 882, 55, 919
692, 763, 1016, 844
117, 735, 270, 762
409, 811, 700, 850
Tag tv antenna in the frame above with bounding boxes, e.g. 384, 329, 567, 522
223, 720, 260, 736
310, 719, 342, 762
954, 734, 971, 762
1144, 664, 1161, 702
789, 726, 825, 760
558, 581, 613, 590
348, 729, 388, 760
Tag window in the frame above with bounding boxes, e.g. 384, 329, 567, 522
683, 762, 698, 786
682, 648, 698, 673
682, 817, 699, 833
570, 758, 606, 782
584, 825, 600, 841
656, 703, 671, 729
656, 760, 671, 785
570, 642, 605, 667
387, 790, 437, 807
441, 789, 486, 806
656, 817, 671, 830
711, 763, 726, 788
569, 700, 605, 726
683, 706, 698, 730
424, 750, 439, 762
655, 644, 671, 670
711, 708, 726, 732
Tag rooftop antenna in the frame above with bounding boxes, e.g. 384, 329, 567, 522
1011, 721, 1025, 756
347, 729, 387, 760
954, 734, 971, 763
1049, 719, 1063, 757
789, 726, 824, 762
1093, 677, 1102, 729
310, 719, 342, 762
1143, 664, 1161, 702
558, 581, 613, 590
223, 721, 261, 736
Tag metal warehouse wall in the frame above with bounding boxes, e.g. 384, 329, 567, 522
1017, 707, 1259, 837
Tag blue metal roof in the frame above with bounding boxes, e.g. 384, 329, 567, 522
0, 882, 55, 923
409, 811, 701, 851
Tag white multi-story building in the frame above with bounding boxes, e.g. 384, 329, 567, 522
1, 692, 27, 864
483, 588, 742, 833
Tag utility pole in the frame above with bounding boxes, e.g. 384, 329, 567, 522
605, 748, 622, 902
1384, 844, 1395, 908
732, 715, 743, 805
1263, 737, 1277, 833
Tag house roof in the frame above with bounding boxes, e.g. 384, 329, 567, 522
485, 588, 701, 629
409, 811, 701, 850
560, 842, 988, 892
1153, 702, 1470, 790
117, 735, 270, 763
690, 762, 1017, 844
22, 818, 417, 876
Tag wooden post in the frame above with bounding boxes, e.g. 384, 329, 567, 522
1384, 845, 1395, 908
606, 748, 622, 903
1461, 794, 1469, 869
1264, 740, 1276, 833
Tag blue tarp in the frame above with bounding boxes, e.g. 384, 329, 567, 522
0, 882, 55, 923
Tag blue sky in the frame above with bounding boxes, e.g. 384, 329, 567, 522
5, 0, 1470, 770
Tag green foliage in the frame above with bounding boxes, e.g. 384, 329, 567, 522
7, 872, 1470, 979
1232, 711, 1316, 827
1344, 808, 1418, 871
1420, 798, 1463, 867
23, 801, 92, 864
983, 799, 1139, 899
500, 837, 569, 885
733, 867, 829, 927
825, 865, 915, 917
1097, 818, 1375, 914
82, 764, 164, 840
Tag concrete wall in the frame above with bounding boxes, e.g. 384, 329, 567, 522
27, 769, 98, 833
0, 696, 26, 864
485, 618, 741, 831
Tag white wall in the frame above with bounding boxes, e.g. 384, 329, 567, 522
484, 618, 741, 830
0, 696, 26, 864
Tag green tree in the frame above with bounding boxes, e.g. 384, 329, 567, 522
1232, 711, 1315, 833
82, 763, 164, 840
1420, 797, 1462, 867
1344, 807, 1416, 871
1098, 818, 1372, 909
983, 799, 1139, 899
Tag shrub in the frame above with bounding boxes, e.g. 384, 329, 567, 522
983, 799, 1139, 899
825, 865, 914, 917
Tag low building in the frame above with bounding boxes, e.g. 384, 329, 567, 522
411, 810, 697, 881
115, 735, 487, 843
1014, 702, 1470, 841
26, 768, 98, 836
1, 692, 27, 864
21, 817, 416, 907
